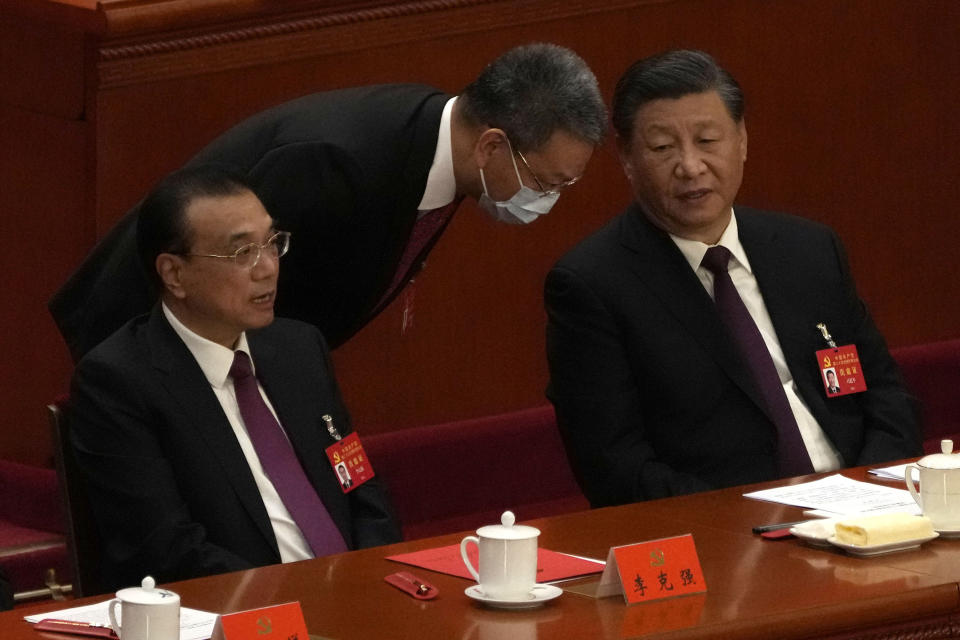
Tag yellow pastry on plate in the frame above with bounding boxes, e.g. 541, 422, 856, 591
834, 513, 933, 546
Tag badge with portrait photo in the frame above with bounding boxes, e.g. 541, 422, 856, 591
325, 432, 375, 494
816, 345, 867, 397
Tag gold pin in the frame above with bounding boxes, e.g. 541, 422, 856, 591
816, 323, 837, 349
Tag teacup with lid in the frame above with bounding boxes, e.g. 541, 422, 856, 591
905, 439, 960, 531
460, 510, 540, 600
108, 576, 180, 640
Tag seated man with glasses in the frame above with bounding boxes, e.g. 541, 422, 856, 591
69, 165, 400, 591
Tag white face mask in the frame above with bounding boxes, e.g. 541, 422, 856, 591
477, 142, 560, 225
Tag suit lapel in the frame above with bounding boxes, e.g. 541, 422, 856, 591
146, 308, 279, 556
737, 210, 812, 382
618, 206, 769, 412
249, 331, 351, 542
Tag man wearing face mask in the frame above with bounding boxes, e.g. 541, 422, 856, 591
50, 43, 607, 362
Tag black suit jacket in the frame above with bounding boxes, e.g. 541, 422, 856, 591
69, 306, 401, 590
50, 84, 452, 361
545, 205, 920, 507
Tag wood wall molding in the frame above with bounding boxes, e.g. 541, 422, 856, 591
95, 0, 662, 88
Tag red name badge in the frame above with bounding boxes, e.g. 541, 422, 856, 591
816, 344, 867, 397
211, 602, 307, 640
325, 432, 374, 494
595, 534, 707, 605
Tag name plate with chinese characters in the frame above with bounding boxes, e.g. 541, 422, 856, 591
211, 602, 308, 640
595, 534, 707, 605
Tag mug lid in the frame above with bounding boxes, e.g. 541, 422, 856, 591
476, 511, 540, 540
917, 439, 960, 470
115, 576, 180, 605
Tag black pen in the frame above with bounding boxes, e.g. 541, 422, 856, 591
752, 520, 810, 534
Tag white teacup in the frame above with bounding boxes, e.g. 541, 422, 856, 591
460, 510, 540, 600
905, 439, 960, 531
108, 576, 180, 640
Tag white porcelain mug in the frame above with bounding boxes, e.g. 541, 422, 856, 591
460, 511, 540, 600
905, 439, 960, 531
108, 576, 180, 640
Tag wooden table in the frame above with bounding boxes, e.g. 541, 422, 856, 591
6, 466, 960, 640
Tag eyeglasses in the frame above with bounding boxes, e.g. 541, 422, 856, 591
185, 231, 291, 269
515, 150, 581, 196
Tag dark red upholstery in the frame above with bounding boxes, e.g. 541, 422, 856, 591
891, 339, 960, 453
7, 341, 951, 587
364, 405, 588, 540
0, 460, 70, 596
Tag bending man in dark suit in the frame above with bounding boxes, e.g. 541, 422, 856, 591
70, 166, 400, 590
51, 43, 607, 362
545, 50, 920, 508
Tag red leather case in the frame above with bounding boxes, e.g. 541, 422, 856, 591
384, 571, 439, 600
34, 619, 118, 639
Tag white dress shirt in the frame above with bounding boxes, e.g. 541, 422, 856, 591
669, 211, 844, 472
162, 304, 314, 562
416, 96, 458, 214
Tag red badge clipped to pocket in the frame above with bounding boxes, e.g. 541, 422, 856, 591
815, 323, 867, 397
322, 415, 375, 494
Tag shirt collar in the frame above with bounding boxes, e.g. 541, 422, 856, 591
416, 96, 458, 211
162, 302, 253, 389
669, 208, 754, 275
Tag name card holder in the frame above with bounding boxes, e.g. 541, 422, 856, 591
571, 534, 707, 605
211, 602, 308, 640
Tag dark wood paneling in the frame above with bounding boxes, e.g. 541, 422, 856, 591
0, 105, 86, 464
0, 13, 85, 118
0, 0, 957, 462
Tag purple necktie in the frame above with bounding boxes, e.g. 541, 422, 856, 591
701, 246, 814, 477
374, 198, 464, 312
230, 351, 348, 557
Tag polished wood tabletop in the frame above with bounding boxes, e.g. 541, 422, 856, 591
7, 465, 960, 640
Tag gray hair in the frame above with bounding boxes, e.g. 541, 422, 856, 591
612, 49, 744, 143
459, 43, 606, 151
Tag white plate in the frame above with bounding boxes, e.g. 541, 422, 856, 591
827, 532, 939, 556
790, 519, 840, 548
465, 584, 563, 609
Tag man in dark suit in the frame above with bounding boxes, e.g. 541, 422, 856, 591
50, 43, 607, 362
545, 50, 920, 508
336, 463, 353, 489
825, 369, 842, 394
70, 166, 400, 590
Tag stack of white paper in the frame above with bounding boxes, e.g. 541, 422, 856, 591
743, 473, 920, 517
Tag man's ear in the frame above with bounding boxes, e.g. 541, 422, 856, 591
472, 128, 508, 170
156, 253, 187, 299
616, 135, 634, 180
738, 119, 748, 162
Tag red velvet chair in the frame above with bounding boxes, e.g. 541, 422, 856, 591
364, 405, 588, 540
0, 459, 70, 603
891, 338, 960, 453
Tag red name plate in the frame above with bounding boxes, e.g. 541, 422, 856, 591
211, 602, 307, 640
325, 432, 375, 494
599, 534, 707, 605
816, 344, 868, 396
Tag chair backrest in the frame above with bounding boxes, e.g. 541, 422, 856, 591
48, 402, 106, 597
364, 405, 588, 540
891, 339, 960, 453
0, 568, 12, 611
